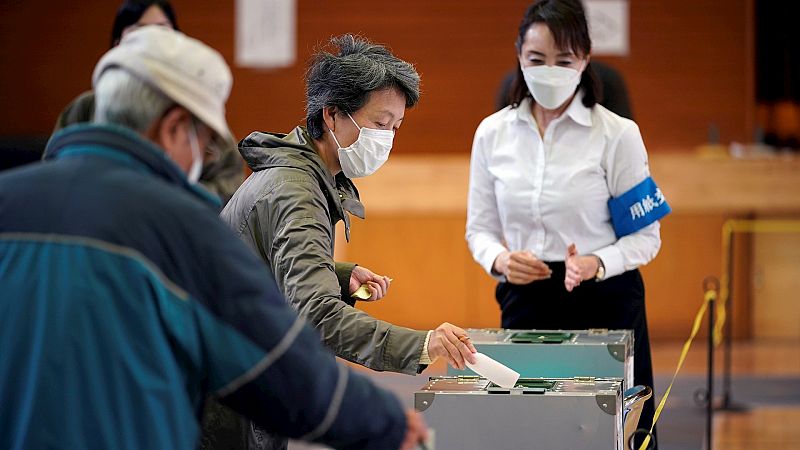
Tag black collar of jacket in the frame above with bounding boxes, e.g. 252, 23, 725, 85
44, 123, 222, 209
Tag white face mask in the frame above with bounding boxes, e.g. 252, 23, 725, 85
331, 113, 394, 178
185, 121, 204, 184
521, 64, 583, 110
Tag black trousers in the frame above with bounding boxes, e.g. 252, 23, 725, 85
200, 400, 287, 450
496, 263, 658, 449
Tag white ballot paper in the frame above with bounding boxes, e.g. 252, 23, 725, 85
465, 352, 520, 388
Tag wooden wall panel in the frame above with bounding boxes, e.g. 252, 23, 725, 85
640, 214, 752, 340
751, 220, 800, 339
339, 211, 753, 340
1, 0, 752, 153
344, 215, 500, 331
605, 0, 754, 148
333, 153, 800, 340
0, 1, 114, 135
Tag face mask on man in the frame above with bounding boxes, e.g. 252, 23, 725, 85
331, 113, 394, 178
185, 120, 204, 184
521, 63, 583, 110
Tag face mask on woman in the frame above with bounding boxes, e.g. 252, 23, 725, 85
331, 113, 394, 178
185, 120, 204, 184
521, 64, 583, 110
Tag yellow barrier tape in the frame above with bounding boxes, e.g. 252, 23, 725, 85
639, 289, 716, 450
729, 219, 800, 234
637, 219, 800, 448
715, 219, 800, 347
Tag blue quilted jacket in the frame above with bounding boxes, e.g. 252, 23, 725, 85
0, 124, 406, 450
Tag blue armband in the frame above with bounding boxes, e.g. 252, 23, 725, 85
608, 176, 671, 238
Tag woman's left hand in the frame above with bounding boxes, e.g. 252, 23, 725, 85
349, 265, 391, 301
564, 244, 599, 292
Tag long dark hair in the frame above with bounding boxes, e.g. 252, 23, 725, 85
507, 0, 601, 109
110, 1, 179, 48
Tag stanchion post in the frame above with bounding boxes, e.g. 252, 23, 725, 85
707, 289, 715, 450
719, 224, 749, 412
703, 276, 719, 450
722, 230, 733, 409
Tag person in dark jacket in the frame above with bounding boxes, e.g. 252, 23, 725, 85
52, 0, 244, 203
0, 26, 427, 450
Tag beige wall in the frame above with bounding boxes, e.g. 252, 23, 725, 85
752, 224, 800, 339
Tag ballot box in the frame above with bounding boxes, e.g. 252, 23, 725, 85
448, 329, 634, 389
415, 376, 624, 450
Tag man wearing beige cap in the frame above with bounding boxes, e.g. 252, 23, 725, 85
0, 27, 426, 450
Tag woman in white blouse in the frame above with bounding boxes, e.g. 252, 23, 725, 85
466, 1, 669, 447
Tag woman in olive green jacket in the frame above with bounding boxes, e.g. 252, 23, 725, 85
221, 35, 476, 376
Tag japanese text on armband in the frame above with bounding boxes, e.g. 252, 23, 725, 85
608, 177, 671, 238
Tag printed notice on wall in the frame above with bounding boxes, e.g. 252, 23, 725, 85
235, 0, 296, 68
585, 0, 629, 56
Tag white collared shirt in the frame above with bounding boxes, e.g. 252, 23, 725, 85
466, 95, 661, 281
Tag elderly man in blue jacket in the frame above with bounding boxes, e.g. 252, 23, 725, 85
0, 26, 426, 450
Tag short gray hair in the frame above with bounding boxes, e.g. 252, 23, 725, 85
94, 68, 173, 133
305, 34, 421, 139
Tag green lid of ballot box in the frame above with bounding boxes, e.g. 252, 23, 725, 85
448, 328, 634, 389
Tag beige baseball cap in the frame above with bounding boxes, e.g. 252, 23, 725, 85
92, 26, 234, 150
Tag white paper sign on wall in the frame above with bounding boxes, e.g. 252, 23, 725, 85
235, 0, 296, 68
585, 0, 629, 56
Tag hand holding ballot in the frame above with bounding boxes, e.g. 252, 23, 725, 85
427, 322, 478, 370
466, 353, 520, 389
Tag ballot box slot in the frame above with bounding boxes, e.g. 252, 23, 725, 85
509, 331, 574, 344
486, 378, 556, 394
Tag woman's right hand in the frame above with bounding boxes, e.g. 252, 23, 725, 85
493, 250, 552, 285
427, 323, 478, 370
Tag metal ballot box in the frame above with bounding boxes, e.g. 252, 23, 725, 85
449, 329, 634, 389
415, 376, 623, 450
